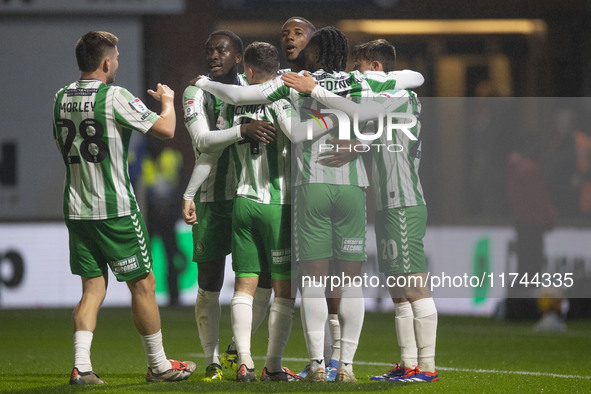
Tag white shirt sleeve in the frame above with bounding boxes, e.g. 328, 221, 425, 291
187, 117, 242, 153
310, 85, 408, 123
182, 151, 221, 201
386, 69, 424, 89
195, 77, 272, 105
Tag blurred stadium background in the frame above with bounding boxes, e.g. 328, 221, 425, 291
1, 0, 590, 322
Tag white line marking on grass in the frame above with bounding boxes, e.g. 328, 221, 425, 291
188, 353, 591, 380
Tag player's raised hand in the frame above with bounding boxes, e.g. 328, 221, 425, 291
281, 71, 317, 94
182, 199, 198, 225
147, 83, 174, 103
240, 120, 276, 143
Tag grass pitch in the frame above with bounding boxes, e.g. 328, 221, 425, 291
1, 305, 590, 393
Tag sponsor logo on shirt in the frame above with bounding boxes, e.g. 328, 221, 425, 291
129, 97, 148, 113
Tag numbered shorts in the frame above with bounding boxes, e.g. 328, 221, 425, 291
375, 205, 427, 275
192, 200, 233, 263
231, 197, 291, 279
66, 212, 153, 282
294, 184, 366, 262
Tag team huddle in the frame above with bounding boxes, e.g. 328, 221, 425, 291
53, 16, 438, 385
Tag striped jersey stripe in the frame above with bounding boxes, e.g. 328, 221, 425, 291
183, 75, 247, 202
52, 80, 158, 220
230, 99, 292, 204
369, 89, 425, 210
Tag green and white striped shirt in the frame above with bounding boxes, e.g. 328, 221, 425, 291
53, 80, 159, 220
369, 89, 425, 210
183, 74, 247, 202
229, 99, 292, 205
195, 69, 423, 188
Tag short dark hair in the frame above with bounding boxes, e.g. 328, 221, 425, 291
75, 31, 118, 73
307, 26, 348, 72
244, 41, 279, 77
282, 16, 316, 32
207, 30, 244, 55
352, 39, 396, 72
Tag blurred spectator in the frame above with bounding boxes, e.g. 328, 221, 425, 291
465, 80, 512, 220
542, 107, 579, 219
575, 128, 591, 216
143, 146, 186, 307
507, 137, 558, 278
505, 135, 559, 321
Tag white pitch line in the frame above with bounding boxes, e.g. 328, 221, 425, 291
187, 353, 591, 380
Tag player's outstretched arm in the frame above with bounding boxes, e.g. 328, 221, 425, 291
188, 117, 275, 153
183, 86, 248, 153
195, 77, 273, 105
281, 71, 317, 94
282, 72, 405, 122
188, 117, 242, 153
386, 69, 424, 89
147, 83, 175, 140
310, 84, 408, 123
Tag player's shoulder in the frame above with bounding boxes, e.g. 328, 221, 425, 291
54, 82, 73, 99
107, 85, 140, 105
104, 84, 131, 96
183, 84, 203, 98
259, 75, 287, 93
269, 97, 291, 112
311, 69, 348, 80
183, 85, 214, 111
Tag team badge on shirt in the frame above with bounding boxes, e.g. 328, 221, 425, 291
184, 100, 197, 119
129, 97, 148, 113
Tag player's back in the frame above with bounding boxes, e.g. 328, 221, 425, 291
292, 69, 370, 188
231, 100, 292, 205
53, 80, 157, 220
366, 88, 425, 210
